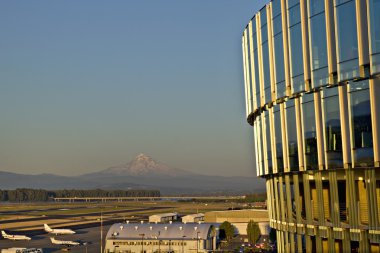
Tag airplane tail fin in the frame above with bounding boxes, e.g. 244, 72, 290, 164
1, 230, 7, 237
50, 237, 56, 243
44, 224, 52, 232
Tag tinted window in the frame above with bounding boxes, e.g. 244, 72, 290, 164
252, 18, 261, 109
264, 110, 273, 173
260, 10, 271, 104
349, 81, 374, 167
255, 120, 265, 176
273, 16, 286, 99
302, 94, 318, 170
289, 24, 304, 93
309, 0, 325, 16
288, 3, 305, 93
322, 89, 343, 168
272, 0, 282, 17
286, 100, 299, 171
274, 106, 284, 172
262, 43, 272, 103
335, 0, 359, 81
369, 0, 380, 74
257, 116, 266, 175
309, 5, 329, 87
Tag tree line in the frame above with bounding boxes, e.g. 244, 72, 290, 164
243, 193, 267, 202
0, 188, 160, 202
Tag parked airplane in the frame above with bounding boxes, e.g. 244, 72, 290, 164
44, 224, 75, 235
50, 237, 80, 246
1, 230, 31, 241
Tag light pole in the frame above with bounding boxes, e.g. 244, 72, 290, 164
182, 235, 186, 253
139, 233, 145, 253
100, 208, 103, 253
150, 236, 154, 253
157, 231, 161, 253
196, 231, 200, 253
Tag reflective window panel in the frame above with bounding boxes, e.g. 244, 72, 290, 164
308, 0, 329, 87
274, 105, 284, 173
368, 0, 380, 74
285, 100, 299, 171
260, 8, 272, 104
252, 17, 261, 110
288, 0, 305, 93
245, 28, 253, 109
302, 93, 318, 170
309, 0, 325, 15
322, 87, 343, 168
272, 0, 286, 99
257, 116, 266, 175
264, 110, 273, 174
243, 31, 253, 114
349, 81, 374, 167
254, 120, 265, 176
335, 0, 359, 81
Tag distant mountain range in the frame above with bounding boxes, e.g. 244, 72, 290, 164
0, 154, 265, 194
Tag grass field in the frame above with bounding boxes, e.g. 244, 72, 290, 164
0, 200, 243, 232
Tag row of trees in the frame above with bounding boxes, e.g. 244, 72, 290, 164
0, 188, 160, 202
243, 193, 267, 202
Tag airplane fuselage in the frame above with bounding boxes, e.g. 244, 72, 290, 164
50, 237, 79, 246
44, 224, 75, 235
2, 231, 31, 241
48, 229, 75, 235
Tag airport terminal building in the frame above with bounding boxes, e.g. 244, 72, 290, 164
242, 0, 380, 252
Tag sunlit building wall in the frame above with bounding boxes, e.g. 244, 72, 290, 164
242, 0, 380, 251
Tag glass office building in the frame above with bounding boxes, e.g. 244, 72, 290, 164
242, 0, 380, 251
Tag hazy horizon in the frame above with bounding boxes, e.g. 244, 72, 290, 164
1, 152, 260, 177
0, 1, 267, 177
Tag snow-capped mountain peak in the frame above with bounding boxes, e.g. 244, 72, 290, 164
100, 153, 189, 177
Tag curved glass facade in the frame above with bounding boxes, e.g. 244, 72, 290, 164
242, 0, 380, 251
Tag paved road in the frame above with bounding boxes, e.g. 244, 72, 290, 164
0, 225, 111, 253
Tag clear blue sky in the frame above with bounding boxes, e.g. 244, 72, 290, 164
0, 0, 266, 176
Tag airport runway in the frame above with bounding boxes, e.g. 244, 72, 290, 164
0, 225, 111, 253
0, 206, 169, 226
